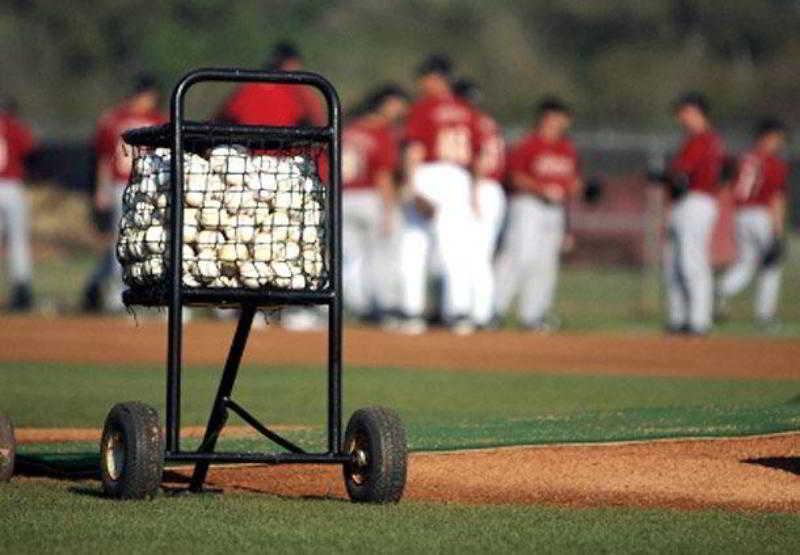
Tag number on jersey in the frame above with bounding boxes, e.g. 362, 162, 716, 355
436, 126, 471, 165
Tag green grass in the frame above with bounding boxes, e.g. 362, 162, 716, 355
4, 362, 800, 467
1, 479, 799, 554
5, 232, 798, 335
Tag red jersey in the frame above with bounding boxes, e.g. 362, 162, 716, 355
670, 130, 725, 195
0, 112, 35, 180
475, 110, 506, 182
507, 133, 579, 197
221, 83, 326, 127
342, 118, 398, 190
405, 94, 479, 167
95, 103, 166, 182
733, 150, 788, 207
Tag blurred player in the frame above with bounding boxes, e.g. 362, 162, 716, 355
452, 78, 507, 329
494, 97, 580, 330
661, 93, 725, 335
218, 41, 326, 330
717, 118, 789, 326
342, 85, 409, 321
218, 41, 325, 127
0, 96, 36, 311
398, 54, 480, 335
83, 73, 166, 312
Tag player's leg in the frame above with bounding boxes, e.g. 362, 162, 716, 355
718, 210, 761, 305
0, 181, 34, 310
752, 211, 782, 324
367, 199, 399, 320
342, 191, 371, 317
471, 180, 506, 327
676, 193, 718, 333
103, 185, 127, 312
494, 196, 535, 319
518, 202, 564, 329
397, 200, 432, 333
663, 209, 689, 331
432, 167, 474, 331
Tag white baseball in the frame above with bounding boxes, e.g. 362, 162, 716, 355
196, 259, 220, 280
183, 223, 198, 244
145, 225, 166, 254
196, 230, 224, 249
199, 207, 230, 229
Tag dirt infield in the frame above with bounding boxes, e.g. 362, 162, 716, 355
6, 316, 800, 513
163, 433, 800, 513
1, 315, 799, 379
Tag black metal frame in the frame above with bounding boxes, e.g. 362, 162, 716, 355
122, 69, 347, 491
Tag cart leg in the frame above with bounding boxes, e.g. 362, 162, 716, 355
328, 296, 343, 454
189, 304, 256, 491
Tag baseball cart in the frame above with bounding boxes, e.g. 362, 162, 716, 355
0, 411, 15, 482
100, 69, 407, 502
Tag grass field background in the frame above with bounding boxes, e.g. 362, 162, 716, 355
5, 362, 800, 465
2, 479, 800, 554
3, 360, 800, 552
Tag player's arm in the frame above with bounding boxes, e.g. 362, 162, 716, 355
375, 168, 396, 235
93, 124, 115, 211
298, 87, 327, 127
770, 193, 786, 238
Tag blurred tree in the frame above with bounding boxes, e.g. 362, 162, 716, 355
1, 0, 799, 137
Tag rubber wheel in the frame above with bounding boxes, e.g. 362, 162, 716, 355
0, 412, 15, 482
100, 402, 164, 499
343, 407, 407, 503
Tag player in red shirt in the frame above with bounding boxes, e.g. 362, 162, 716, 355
0, 96, 37, 311
397, 54, 481, 335
218, 42, 325, 127
494, 97, 580, 330
342, 85, 409, 321
83, 73, 167, 312
663, 92, 725, 334
718, 118, 789, 325
453, 78, 507, 328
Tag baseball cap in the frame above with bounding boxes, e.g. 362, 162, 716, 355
673, 91, 710, 115
416, 54, 453, 77
132, 72, 159, 95
266, 41, 302, 69
755, 116, 787, 138
453, 78, 481, 104
536, 96, 572, 117
364, 83, 410, 113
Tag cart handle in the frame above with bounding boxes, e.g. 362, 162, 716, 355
171, 67, 341, 129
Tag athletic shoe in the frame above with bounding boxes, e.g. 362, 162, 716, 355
81, 282, 102, 313
8, 283, 33, 312
449, 318, 476, 336
394, 317, 427, 335
282, 308, 326, 332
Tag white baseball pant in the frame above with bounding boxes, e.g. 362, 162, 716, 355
88, 183, 126, 309
494, 195, 564, 325
399, 162, 474, 322
342, 189, 400, 316
718, 207, 782, 321
0, 179, 33, 285
471, 178, 506, 325
663, 191, 718, 332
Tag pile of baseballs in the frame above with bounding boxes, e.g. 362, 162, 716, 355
116, 145, 326, 291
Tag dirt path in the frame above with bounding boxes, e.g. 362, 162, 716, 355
1, 316, 798, 379
163, 433, 800, 513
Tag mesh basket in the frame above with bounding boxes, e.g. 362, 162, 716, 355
117, 133, 329, 295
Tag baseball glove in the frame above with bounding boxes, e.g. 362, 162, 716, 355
582, 175, 605, 205
647, 170, 689, 200
762, 237, 786, 268
92, 207, 115, 234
